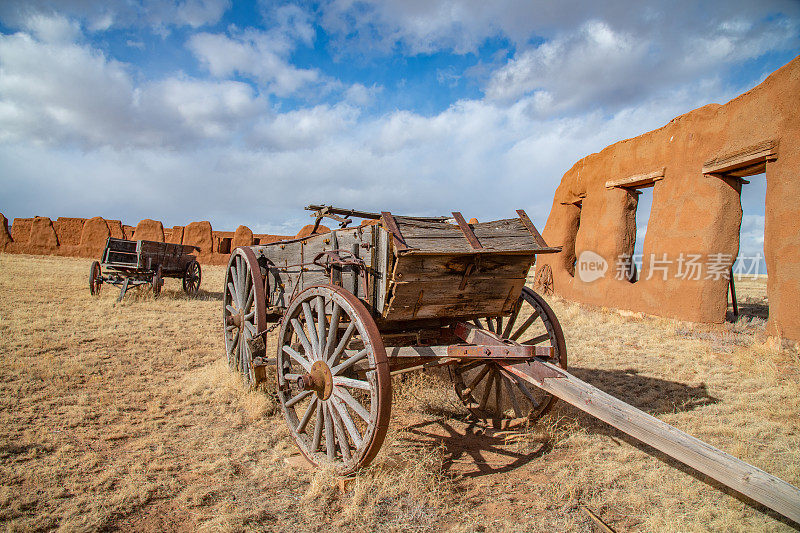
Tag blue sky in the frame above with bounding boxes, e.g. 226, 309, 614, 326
0, 0, 798, 264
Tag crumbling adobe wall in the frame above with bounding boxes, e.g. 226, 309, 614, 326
10, 218, 32, 243
133, 219, 165, 242
295, 224, 331, 238
233, 225, 253, 248
0, 213, 12, 250
0, 213, 292, 265
79, 217, 111, 257
538, 54, 800, 341
185, 221, 213, 254
167, 226, 184, 244
53, 217, 86, 246
106, 220, 124, 239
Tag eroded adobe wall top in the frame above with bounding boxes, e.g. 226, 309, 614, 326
1, 214, 294, 265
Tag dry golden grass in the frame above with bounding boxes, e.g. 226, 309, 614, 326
0, 254, 798, 532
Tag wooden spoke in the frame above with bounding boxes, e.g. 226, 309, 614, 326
297, 396, 318, 434
283, 345, 313, 372
523, 333, 551, 345
328, 322, 356, 365
509, 311, 539, 341
286, 389, 313, 408
245, 284, 254, 313
302, 301, 320, 356
324, 403, 335, 461
331, 348, 368, 375
330, 403, 352, 462
504, 376, 523, 418
334, 386, 370, 422
311, 402, 323, 452
333, 376, 371, 391
494, 369, 502, 412
290, 318, 314, 358
324, 303, 341, 360
501, 301, 522, 338
466, 364, 491, 394
454, 360, 483, 374
315, 295, 326, 358
331, 396, 363, 448
479, 369, 496, 410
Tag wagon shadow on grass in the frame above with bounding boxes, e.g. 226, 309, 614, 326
394, 368, 718, 480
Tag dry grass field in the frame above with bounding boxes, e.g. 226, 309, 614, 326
1, 253, 798, 532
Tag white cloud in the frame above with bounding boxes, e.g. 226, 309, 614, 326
248, 104, 359, 151
0, 30, 267, 149
0, 0, 230, 32
188, 29, 321, 97
485, 16, 799, 116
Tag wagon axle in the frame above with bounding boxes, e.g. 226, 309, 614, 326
297, 361, 334, 400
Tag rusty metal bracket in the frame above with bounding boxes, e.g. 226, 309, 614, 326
452, 212, 483, 250
516, 209, 548, 248
381, 211, 409, 251
312, 249, 370, 296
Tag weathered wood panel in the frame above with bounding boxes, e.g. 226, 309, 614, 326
384, 275, 525, 321
391, 252, 532, 283
393, 216, 557, 253
257, 226, 381, 309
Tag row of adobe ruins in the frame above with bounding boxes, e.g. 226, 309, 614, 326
0, 214, 308, 265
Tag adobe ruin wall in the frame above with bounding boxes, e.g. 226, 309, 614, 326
537, 54, 800, 341
0, 214, 293, 266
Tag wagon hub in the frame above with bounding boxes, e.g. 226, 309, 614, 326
228, 311, 244, 329
297, 360, 333, 400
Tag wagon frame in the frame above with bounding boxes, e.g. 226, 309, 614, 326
89, 237, 202, 300
222, 205, 800, 524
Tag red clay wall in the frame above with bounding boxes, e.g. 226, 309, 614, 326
53, 217, 86, 246
0, 213, 290, 265
538, 54, 800, 341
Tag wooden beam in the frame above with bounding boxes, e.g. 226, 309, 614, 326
451, 212, 483, 250
501, 360, 800, 525
380, 212, 408, 251
703, 140, 777, 175
605, 167, 666, 189
515, 209, 549, 248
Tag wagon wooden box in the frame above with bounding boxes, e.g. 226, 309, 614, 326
89, 237, 202, 300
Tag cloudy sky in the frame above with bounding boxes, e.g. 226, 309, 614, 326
0, 0, 798, 262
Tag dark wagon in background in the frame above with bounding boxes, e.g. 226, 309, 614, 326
89, 237, 202, 300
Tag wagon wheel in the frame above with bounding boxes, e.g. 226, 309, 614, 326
277, 285, 391, 474
152, 265, 163, 297
89, 261, 102, 296
182, 259, 202, 295
452, 287, 567, 429
223, 248, 267, 385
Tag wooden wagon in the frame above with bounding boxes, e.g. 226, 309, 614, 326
223, 206, 800, 524
89, 237, 202, 301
